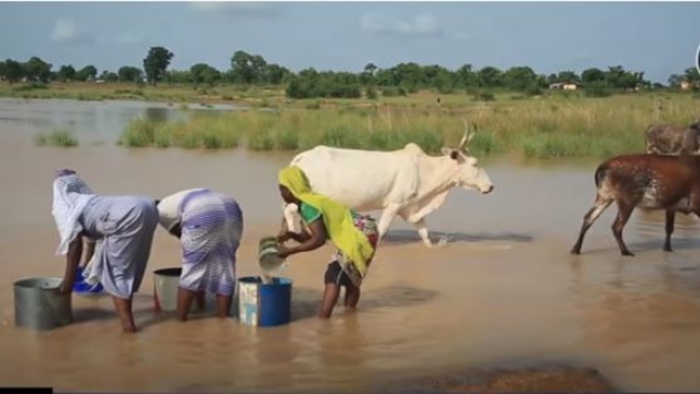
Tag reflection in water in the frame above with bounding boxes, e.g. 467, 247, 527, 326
0, 97, 238, 145
144, 106, 170, 123
1, 99, 700, 392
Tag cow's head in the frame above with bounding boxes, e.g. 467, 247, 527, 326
440, 120, 494, 194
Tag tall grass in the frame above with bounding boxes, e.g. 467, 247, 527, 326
117, 93, 699, 158
34, 128, 79, 147
119, 113, 240, 149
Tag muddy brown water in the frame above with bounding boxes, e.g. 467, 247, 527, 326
1, 98, 700, 392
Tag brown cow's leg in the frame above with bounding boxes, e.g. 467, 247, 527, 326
571, 196, 612, 255
664, 209, 675, 252
612, 202, 635, 256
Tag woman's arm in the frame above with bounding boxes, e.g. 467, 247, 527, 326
278, 219, 327, 258
286, 231, 311, 243
59, 236, 83, 294
278, 216, 311, 243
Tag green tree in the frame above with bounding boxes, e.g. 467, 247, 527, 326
619, 71, 644, 91
75, 65, 98, 82
190, 63, 221, 86
503, 66, 537, 91
118, 66, 144, 83
476, 66, 503, 87
668, 73, 684, 88
100, 70, 118, 82
683, 67, 700, 83
56, 65, 76, 82
230, 50, 268, 84
23, 56, 52, 83
556, 70, 580, 84
1, 59, 23, 83
230, 50, 254, 84
143, 46, 174, 85
265, 63, 291, 85
360, 62, 378, 85
454, 64, 476, 88
581, 68, 606, 84
605, 65, 627, 89
374, 68, 397, 86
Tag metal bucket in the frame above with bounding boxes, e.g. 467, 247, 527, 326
153, 267, 181, 312
238, 276, 292, 327
14, 277, 73, 331
258, 237, 285, 272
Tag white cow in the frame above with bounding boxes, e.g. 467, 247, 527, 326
282, 124, 494, 248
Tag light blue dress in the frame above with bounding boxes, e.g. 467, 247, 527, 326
177, 189, 243, 297
80, 195, 158, 299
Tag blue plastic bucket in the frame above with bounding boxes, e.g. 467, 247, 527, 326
73, 266, 104, 294
238, 276, 292, 327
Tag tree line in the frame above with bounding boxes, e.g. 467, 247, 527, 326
1, 46, 699, 99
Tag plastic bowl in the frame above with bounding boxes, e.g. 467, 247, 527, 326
73, 281, 104, 293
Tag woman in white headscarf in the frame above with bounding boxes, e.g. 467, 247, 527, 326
156, 188, 244, 321
52, 169, 158, 333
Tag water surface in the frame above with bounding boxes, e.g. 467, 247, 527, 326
1, 99, 700, 392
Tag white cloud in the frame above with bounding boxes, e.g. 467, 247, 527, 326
360, 13, 442, 38
189, 1, 283, 17
50, 18, 93, 44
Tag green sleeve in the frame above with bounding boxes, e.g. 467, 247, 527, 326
299, 202, 322, 224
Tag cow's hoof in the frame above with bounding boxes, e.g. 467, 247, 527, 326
622, 251, 635, 257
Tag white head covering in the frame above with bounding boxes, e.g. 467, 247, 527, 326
51, 169, 97, 255
157, 188, 204, 231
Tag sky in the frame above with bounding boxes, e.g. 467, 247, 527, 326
0, 1, 698, 84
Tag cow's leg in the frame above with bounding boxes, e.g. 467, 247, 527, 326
664, 208, 675, 252
612, 201, 635, 257
376, 204, 402, 244
414, 218, 441, 248
571, 195, 612, 255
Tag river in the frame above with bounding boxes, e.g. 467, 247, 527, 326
1, 98, 699, 392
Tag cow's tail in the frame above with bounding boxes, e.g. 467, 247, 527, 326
594, 162, 610, 189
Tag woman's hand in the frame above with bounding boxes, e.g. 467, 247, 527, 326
277, 231, 290, 243
58, 279, 73, 295
277, 244, 294, 259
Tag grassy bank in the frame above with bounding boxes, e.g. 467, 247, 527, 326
15, 82, 698, 159
116, 92, 699, 159
0, 81, 281, 107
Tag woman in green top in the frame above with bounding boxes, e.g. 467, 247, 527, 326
276, 166, 379, 318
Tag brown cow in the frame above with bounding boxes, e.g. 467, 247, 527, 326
644, 121, 700, 155
570, 152, 700, 256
